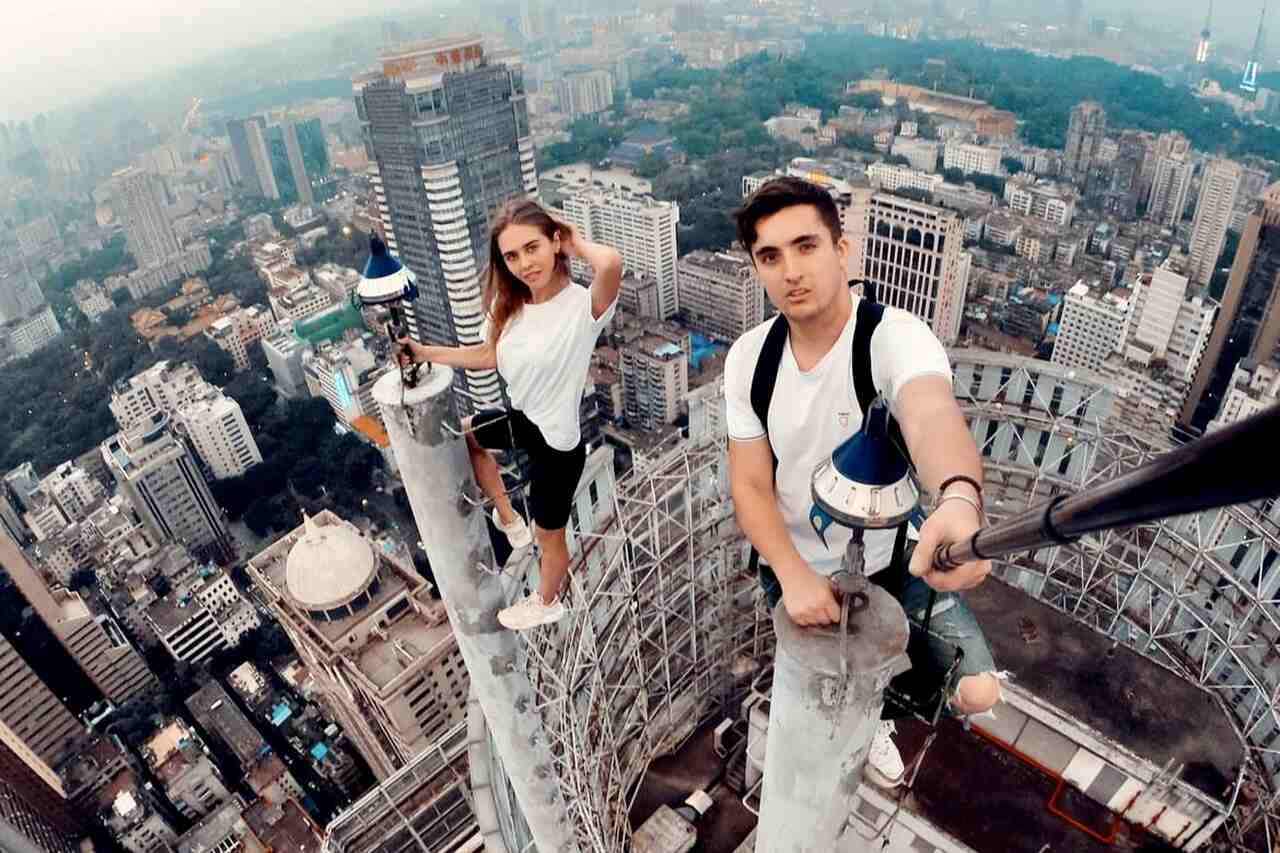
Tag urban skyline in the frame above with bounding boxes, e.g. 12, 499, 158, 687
1, 5, 1280, 853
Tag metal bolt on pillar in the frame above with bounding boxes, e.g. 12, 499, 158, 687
372, 367, 580, 853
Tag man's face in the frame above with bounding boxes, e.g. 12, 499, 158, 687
749, 204, 849, 324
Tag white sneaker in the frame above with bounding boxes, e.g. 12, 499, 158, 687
864, 720, 906, 788
492, 508, 532, 549
498, 592, 566, 631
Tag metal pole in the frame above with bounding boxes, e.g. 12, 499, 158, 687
757, 538, 911, 853
372, 368, 580, 853
936, 406, 1280, 570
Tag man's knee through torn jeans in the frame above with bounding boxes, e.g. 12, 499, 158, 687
757, 544, 1003, 719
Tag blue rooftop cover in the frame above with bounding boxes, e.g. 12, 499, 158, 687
271, 702, 293, 726
310, 742, 330, 760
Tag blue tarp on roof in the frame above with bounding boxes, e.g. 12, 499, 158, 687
271, 702, 292, 726
310, 742, 329, 761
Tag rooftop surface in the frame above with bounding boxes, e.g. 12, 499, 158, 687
966, 578, 1242, 797
186, 681, 266, 767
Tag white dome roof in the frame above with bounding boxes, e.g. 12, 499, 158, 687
285, 514, 378, 613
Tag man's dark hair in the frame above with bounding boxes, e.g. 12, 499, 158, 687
733, 176, 843, 255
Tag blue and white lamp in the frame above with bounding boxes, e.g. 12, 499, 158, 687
809, 398, 919, 593
356, 235, 422, 386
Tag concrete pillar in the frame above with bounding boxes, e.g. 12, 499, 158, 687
756, 587, 911, 853
372, 368, 579, 853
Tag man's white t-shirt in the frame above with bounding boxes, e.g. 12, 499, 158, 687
723, 295, 952, 577
494, 282, 617, 451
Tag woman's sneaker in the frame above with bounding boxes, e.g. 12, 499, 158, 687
864, 720, 906, 788
498, 593, 566, 631
492, 508, 532, 549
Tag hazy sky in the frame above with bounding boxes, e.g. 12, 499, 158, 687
0, 0, 422, 121
0, 0, 1270, 122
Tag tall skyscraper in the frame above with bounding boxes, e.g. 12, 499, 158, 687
226, 117, 279, 200
1181, 183, 1280, 428
1051, 281, 1129, 372
0, 633, 91, 834
1146, 133, 1194, 227
554, 69, 614, 118
113, 167, 181, 269
356, 36, 537, 413
853, 192, 971, 345
173, 390, 263, 481
0, 534, 157, 706
1242, 1, 1268, 93
101, 412, 234, 564
281, 120, 313, 206
1063, 101, 1107, 190
676, 250, 764, 341
1196, 0, 1213, 63
561, 188, 680, 320
0, 775, 81, 853
1187, 159, 1242, 286
246, 511, 468, 779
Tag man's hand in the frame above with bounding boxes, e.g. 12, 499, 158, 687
909, 498, 991, 592
781, 565, 842, 626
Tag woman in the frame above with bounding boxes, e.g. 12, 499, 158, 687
398, 198, 622, 631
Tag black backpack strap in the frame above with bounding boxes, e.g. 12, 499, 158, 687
851, 296, 912, 468
747, 315, 789, 576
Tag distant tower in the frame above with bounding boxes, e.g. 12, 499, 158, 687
1196, 1, 1213, 63
1066, 0, 1084, 31
1242, 1, 1267, 93
1064, 101, 1107, 191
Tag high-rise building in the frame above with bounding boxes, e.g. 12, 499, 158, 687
226, 117, 279, 200
281, 120, 314, 206
0, 775, 81, 853
261, 326, 310, 399
555, 69, 614, 118
357, 36, 536, 413
676, 250, 764, 341
0, 269, 46, 326
246, 511, 468, 779
865, 163, 943, 195
173, 389, 263, 480
1209, 360, 1279, 430
852, 192, 971, 345
942, 140, 1001, 176
1188, 159, 1242, 286
1196, 0, 1214, 63
101, 412, 234, 564
1051, 280, 1129, 372
1063, 101, 1107, 189
0, 632, 91, 805
109, 361, 207, 432
203, 304, 274, 371
302, 337, 389, 429
112, 167, 181, 269
146, 566, 259, 665
561, 188, 680, 320
890, 137, 940, 173
1, 533, 157, 706
1146, 132, 1194, 227
1182, 183, 1280, 427
0, 304, 61, 365
1004, 177, 1077, 226
1242, 1, 1267, 93
620, 328, 689, 430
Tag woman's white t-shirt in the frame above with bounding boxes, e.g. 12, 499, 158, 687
723, 297, 952, 577
494, 282, 617, 451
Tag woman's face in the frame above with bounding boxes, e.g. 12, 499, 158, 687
498, 223, 561, 294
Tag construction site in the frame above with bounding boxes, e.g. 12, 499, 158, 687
322, 350, 1280, 853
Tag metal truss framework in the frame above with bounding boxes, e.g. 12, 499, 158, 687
367, 353, 1280, 853
512, 436, 770, 852
951, 355, 1280, 853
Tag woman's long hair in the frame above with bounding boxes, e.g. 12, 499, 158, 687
484, 198, 571, 342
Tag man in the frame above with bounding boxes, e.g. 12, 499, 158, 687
724, 177, 1002, 788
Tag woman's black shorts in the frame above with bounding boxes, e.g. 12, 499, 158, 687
469, 408, 586, 531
